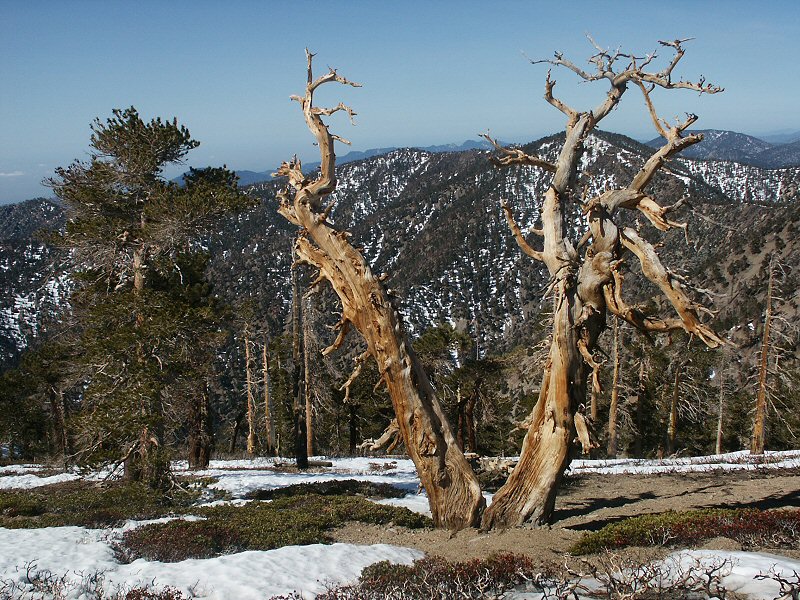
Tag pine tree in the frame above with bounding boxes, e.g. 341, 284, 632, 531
48, 107, 249, 487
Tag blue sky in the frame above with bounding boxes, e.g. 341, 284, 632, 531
1, 0, 798, 203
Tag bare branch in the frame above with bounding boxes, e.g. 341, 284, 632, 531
480, 133, 557, 172
340, 349, 370, 402
621, 228, 723, 347
500, 199, 544, 262
543, 70, 579, 123
321, 318, 351, 356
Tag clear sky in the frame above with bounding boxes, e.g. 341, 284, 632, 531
2, 0, 798, 204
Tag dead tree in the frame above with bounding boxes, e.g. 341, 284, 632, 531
607, 317, 621, 458
482, 37, 723, 528
262, 335, 276, 456
751, 256, 774, 455
244, 325, 257, 456
273, 50, 484, 529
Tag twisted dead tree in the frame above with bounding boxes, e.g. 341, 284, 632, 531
482, 37, 724, 528
273, 50, 484, 529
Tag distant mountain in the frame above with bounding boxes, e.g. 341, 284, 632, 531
758, 131, 800, 145
646, 129, 800, 169
751, 139, 800, 169
180, 141, 497, 187
646, 129, 773, 164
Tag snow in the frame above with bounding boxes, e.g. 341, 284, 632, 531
568, 449, 800, 476
672, 550, 800, 599
1, 451, 799, 598
0, 471, 81, 490
0, 525, 422, 599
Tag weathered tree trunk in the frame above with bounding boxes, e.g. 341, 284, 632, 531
348, 402, 358, 455
49, 386, 68, 461
262, 336, 276, 456
751, 258, 774, 455
465, 379, 479, 454
245, 326, 257, 456
274, 51, 483, 528
483, 286, 594, 527
229, 410, 244, 454
715, 366, 725, 455
291, 252, 309, 470
303, 296, 314, 457
607, 317, 621, 458
482, 40, 722, 527
188, 390, 213, 469
634, 354, 647, 458
667, 366, 681, 455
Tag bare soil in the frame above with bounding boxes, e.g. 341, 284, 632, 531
333, 468, 800, 563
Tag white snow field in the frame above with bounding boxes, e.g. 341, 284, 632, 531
0, 452, 798, 598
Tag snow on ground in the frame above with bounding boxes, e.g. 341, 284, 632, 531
1, 451, 799, 598
672, 550, 800, 599
569, 449, 800, 476
0, 471, 81, 490
0, 525, 422, 599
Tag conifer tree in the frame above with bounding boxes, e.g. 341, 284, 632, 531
49, 107, 249, 487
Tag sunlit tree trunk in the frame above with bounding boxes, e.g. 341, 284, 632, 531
262, 336, 276, 456
245, 326, 257, 456
751, 257, 774, 455
607, 317, 621, 458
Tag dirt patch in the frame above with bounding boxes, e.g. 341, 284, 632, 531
333, 468, 800, 561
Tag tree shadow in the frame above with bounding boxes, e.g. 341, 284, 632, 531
552, 491, 657, 524
562, 488, 800, 532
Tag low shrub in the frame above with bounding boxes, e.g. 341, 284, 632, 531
571, 507, 800, 555
118, 493, 431, 562
245, 479, 406, 500
270, 553, 542, 600
0, 481, 197, 529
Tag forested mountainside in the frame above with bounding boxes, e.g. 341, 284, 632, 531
1, 130, 799, 371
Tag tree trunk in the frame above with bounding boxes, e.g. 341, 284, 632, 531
465, 379, 480, 454
634, 353, 647, 458
245, 326, 257, 456
49, 386, 67, 460
229, 410, 244, 453
291, 253, 309, 470
716, 366, 725, 455
275, 52, 482, 528
303, 296, 314, 457
348, 402, 358, 455
607, 317, 621, 458
124, 244, 166, 487
667, 366, 681, 455
751, 258, 774, 455
482, 286, 592, 528
263, 336, 276, 456
188, 390, 213, 470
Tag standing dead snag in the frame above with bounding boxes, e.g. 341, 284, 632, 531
273, 50, 484, 529
482, 37, 723, 528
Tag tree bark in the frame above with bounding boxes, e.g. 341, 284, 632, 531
751, 257, 774, 455
715, 365, 725, 455
667, 366, 681, 455
275, 51, 483, 528
607, 317, 621, 458
303, 296, 314, 457
188, 390, 212, 469
482, 40, 722, 526
245, 326, 257, 456
291, 250, 309, 470
262, 336, 276, 456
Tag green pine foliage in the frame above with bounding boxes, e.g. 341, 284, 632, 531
45, 107, 251, 485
